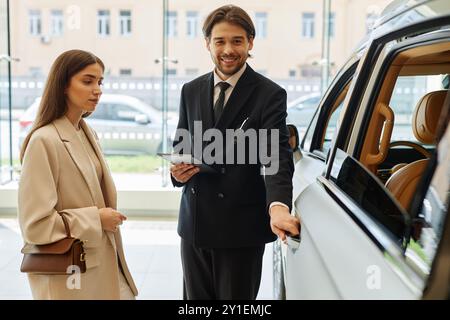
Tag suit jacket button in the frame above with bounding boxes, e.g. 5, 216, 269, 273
218, 193, 224, 199
221, 168, 226, 174
191, 188, 196, 195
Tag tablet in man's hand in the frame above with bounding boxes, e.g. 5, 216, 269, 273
157, 153, 218, 173
157, 153, 194, 164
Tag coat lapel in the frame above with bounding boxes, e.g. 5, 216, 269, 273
215, 64, 257, 131
53, 116, 118, 249
199, 72, 215, 132
52, 117, 102, 207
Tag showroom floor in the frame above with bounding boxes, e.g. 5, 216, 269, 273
0, 217, 273, 300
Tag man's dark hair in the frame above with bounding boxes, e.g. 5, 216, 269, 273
203, 5, 255, 40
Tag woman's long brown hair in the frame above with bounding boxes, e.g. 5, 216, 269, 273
20, 49, 104, 162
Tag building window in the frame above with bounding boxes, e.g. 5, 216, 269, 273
120, 68, 132, 76
29, 10, 41, 36
185, 68, 198, 76
302, 12, 315, 38
289, 69, 297, 79
255, 12, 267, 39
166, 11, 177, 38
186, 11, 198, 38
97, 10, 110, 36
329, 12, 335, 38
50, 10, 64, 36
119, 10, 132, 36
167, 69, 177, 76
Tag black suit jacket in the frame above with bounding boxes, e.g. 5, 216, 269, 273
172, 64, 294, 248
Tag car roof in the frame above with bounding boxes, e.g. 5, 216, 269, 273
376, 0, 432, 27
353, 0, 450, 52
23, 94, 160, 121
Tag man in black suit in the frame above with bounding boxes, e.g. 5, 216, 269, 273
170, 5, 300, 300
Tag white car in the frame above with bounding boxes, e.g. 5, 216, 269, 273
19, 94, 177, 155
274, 0, 450, 299
286, 93, 321, 138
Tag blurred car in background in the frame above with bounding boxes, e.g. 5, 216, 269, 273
286, 93, 321, 139
19, 94, 177, 155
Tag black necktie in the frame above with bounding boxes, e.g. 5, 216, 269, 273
214, 82, 230, 124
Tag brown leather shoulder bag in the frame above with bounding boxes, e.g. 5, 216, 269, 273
20, 213, 86, 274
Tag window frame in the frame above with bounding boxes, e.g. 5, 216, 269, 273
319, 12, 450, 292
50, 9, 64, 37
166, 11, 177, 38
301, 12, 315, 39
255, 12, 268, 39
186, 11, 198, 39
119, 10, 132, 36
300, 60, 358, 161
28, 9, 41, 36
97, 10, 110, 37
353, 31, 450, 161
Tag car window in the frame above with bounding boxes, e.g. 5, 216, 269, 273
88, 103, 112, 120
293, 96, 320, 110
405, 107, 449, 278
301, 108, 319, 151
330, 148, 408, 243
346, 30, 450, 282
389, 75, 447, 143
287, 96, 320, 139
112, 104, 141, 122
302, 60, 357, 158
321, 100, 344, 155
418, 119, 450, 296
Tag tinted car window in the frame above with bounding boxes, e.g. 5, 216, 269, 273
330, 148, 408, 243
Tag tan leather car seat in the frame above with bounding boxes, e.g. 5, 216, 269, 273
385, 90, 446, 210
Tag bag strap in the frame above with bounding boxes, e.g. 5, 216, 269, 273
59, 213, 72, 238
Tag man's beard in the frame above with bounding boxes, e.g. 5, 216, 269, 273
214, 55, 246, 77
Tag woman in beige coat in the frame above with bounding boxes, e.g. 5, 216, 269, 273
18, 49, 138, 299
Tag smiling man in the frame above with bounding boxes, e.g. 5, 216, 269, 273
170, 5, 300, 300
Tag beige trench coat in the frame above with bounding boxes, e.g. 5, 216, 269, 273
18, 116, 138, 299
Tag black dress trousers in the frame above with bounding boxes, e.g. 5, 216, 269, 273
181, 239, 266, 300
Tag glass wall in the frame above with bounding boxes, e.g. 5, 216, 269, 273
2, 0, 391, 187
0, 0, 12, 184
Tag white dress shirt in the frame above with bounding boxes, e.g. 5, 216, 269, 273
212, 64, 289, 212
213, 63, 247, 107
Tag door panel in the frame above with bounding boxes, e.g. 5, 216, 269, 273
288, 181, 419, 299
292, 155, 326, 202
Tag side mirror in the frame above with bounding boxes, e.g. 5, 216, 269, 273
135, 114, 150, 125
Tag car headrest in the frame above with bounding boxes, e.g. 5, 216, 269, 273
412, 90, 447, 144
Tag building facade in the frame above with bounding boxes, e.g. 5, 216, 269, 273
10, 0, 390, 80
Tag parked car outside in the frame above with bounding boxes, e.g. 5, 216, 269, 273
274, 0, 450, 300
286, 92, 321, 139
19, 94, 177, 155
